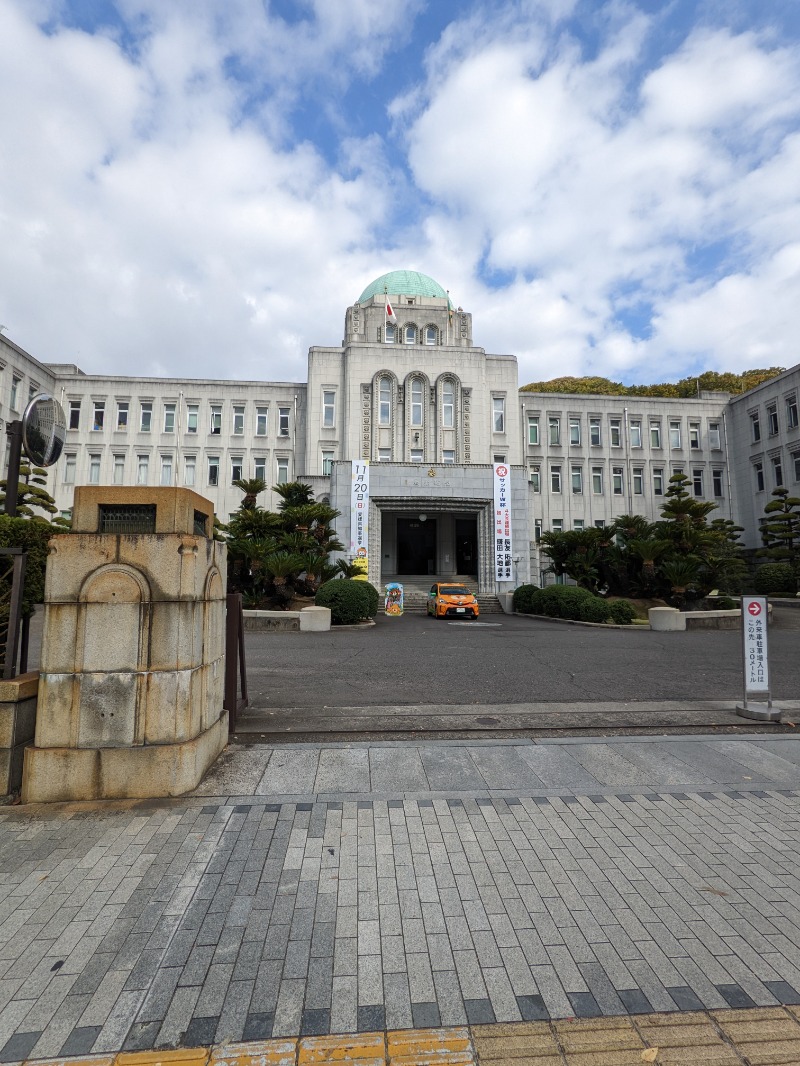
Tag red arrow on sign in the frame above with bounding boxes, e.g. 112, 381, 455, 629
748, 601, 762, 616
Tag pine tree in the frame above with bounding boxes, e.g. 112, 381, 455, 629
758, 488, 800, 569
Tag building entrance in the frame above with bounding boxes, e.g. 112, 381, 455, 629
455, 517, 478, 577
396, 517, 437, 575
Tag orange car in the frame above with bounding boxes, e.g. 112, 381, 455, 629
427, 582, 480, 619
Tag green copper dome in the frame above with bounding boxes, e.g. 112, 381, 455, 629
357, 270, 449, 304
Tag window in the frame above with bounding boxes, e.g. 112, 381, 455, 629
161, 455, 173, 486
163, 403, 176, 433
379, 379, 391, 425
63, 453, 76, 484
276, 457, 289, 484
137, 454, 149, 485
231, 456, 243, 483
186, 404, 199, 433
589, 418, 601, 447
410, 379, 423, 426
256, 407, 268, 435
529, 466, 541, 492
594, 520, 606, 529
116, 401, 128, 430
573, 519, 584, 531
787, 395, 799, 430
207, 456, 219, 486
629, 420, 642, 448
69, 400, 81, 430
442, 381, 454, 428
10, 376, 20, 410
92, 402, 105, 431
322, 451, 334, 476
534, 519, 542, 542
550, 465, 562, 493
493, 453, 506, 464
754, 461, 764, 491
493, 397, 505, 433
233, 405, 245, 435
612, 467, 624, 495
712, 469, 724, 498
385, 324, 395, 343
552, 519, 563, 533
425, 326, 437, 345
410, 449, 423, 462
592, 466, 603, 494
140, 402, 152, 432
279, 407, 290, 435
689, 422, 700, 449
610, 418, 621, 447
184, 456, 196, 487
708, 422, 721, 450
254, 457, 266, 482
404, 324, 416, 344
210, 404, 222, 434
793, 450, 800, 482
751, 412, 761, 442
650, 422, 661, 448
653, 469, 664, 496
528, 417, 539, 445
549, 417, 560, 445
669, 420, 681, 448
113, 454, 125, 484
378, 448, 391, 461
692, 468, 704, 497
772, 455, 784, 486
569, 418, 581, 446
632, 468, 644, 495
322, 391, 335, 428
29, 382, 38, 401
442, 450, 455, 464
571, 465, 583, 494
768, 405, 779, 436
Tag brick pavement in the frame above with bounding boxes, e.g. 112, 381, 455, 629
2, 736, 800, 1059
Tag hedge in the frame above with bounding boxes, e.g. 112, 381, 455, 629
0, 515, 53, 616
512, 583, 540, 613
361, 581, 380, 618
754, 563, 797, 596
315, 579, 372, 624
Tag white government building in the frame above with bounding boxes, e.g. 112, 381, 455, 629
1, 269, 799, 594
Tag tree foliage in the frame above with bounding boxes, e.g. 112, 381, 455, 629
521, 368, 784, 397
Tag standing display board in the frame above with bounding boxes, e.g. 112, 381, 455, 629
493, 463, 513, 582
736, 596, 781, 722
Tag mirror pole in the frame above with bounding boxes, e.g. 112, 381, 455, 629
4, 420, 24, 517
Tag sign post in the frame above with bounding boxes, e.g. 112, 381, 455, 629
736, 596, 782, 722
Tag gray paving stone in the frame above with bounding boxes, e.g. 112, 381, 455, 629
369, 749, 428, 792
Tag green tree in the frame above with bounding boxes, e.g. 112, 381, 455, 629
758, 487, 800, 573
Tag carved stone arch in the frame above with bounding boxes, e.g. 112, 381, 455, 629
435, 373, 462, 460
404, 371, 430, 458
423, 323, 440, 345
401, 321, 418, 344
371, 369, 400, 460
202, 566, 225, 673
76, 563, 152, 679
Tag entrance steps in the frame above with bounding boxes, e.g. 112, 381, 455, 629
377, 576, 504, 614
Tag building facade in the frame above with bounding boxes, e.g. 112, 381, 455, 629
1, 269, 798, 592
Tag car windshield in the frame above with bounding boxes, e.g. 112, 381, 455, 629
440, 585, 471, 596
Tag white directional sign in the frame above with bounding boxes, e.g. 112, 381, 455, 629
742, 595, 769, 693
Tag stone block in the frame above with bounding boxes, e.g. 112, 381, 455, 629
75, 671, 142, 747
300, 607, 331, 632
143, 666, 198, 744
34, 672, 79, 748
44, 535, 119, 602
71, 485, 215, 536
0, 682, 36, 795
648, 607, 685, 631
149, 600, 204, 672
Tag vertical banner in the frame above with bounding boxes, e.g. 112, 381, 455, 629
493, 463, 513, 581
350, 460, 369, 579
742, 595, 769, 693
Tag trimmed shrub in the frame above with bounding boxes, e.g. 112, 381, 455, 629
714, 596, 738, 610
607, 599, 636, 625
0, 515, 53, 616
754, 563, 796, 596
513, 583, 540, 613
579, 598, 613, 624
315, 579, 371, 624
361, 581, 380, 618
537, 584, 596, 619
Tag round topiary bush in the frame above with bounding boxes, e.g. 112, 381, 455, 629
513, 583, 540, 613
538, 584, 596, 618
315, 579, 372, 624
579, 597, 612, 624
360, 581, 380, 617
715, 596, 738, 610
754, 563, 796, 596
607, 599, 636, 625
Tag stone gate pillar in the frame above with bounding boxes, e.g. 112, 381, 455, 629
22, 487, 228, 802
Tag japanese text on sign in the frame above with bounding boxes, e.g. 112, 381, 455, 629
493, 463, 513, 581
742, 596, 769, 693
350, 460, 369, 576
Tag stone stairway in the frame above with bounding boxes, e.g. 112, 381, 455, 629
378, 576, 504, 614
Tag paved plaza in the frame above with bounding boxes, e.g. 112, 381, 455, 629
4, 734, 800, 1062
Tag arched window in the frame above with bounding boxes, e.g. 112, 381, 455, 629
385, 324, 395, 343
442, 380, 454, 428
379, 378, 392, 425
410, 379, 423, 427
404, 324, 416, 344
425, 325, 437, 345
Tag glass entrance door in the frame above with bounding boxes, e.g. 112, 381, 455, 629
396, 517, 437, 575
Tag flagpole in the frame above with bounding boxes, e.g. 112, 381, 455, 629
384, 285, 387, 341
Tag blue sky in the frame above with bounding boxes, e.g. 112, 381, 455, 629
1, 0, 799, 387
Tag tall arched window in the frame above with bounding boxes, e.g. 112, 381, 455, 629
379, 378, 392, 425
404, 324, 416, 344
385, 324, 395, 343
425, 325, 437, 345
442, 381, 454, 428
410, 379, 423, 427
